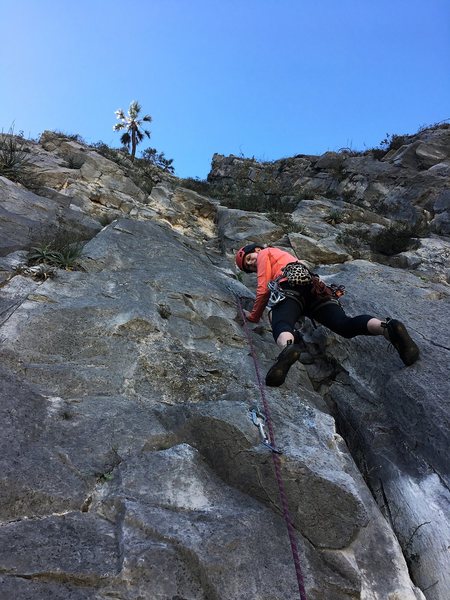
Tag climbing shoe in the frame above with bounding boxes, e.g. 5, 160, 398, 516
383, 318, 420, 366
265, 343, 302, 387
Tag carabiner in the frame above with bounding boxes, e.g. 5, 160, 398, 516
250, 408, 282, 454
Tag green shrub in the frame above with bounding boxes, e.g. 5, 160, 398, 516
219, 192, 296, 213
417, 119, 450, 133
179, 177, 211, 195
130, 164, 160, 195
368, 131, 411, 160
50, 130, 86, 144
91, 141, 129, 165
336, 228, 370, 257
226, 194, 257, 211
369, 133, 411, 160
380, 133, 409, 152
369, 223, 423, 256
331, 161, 347, 182
267, 211, 307, 234
219, 194, 267, 211
368, 121, 450, 159
140, 147, 174, 173
0, 127, 35, 183
370, 148, 388, 160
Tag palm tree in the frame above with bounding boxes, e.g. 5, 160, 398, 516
113, 100, 152, 161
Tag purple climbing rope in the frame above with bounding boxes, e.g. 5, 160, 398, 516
236, 297, 308, 600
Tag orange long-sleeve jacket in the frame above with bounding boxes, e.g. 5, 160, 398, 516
247, 247, 297, 322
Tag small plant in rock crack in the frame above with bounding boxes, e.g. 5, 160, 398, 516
97, 472, 114, 483
28, 243, 61, 264
50, 243, 84, 269
324, 209, 344, 225
28, 233, 85, 270
65, 154, 85, 169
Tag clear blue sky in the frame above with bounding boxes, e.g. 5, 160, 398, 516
2, 0, 449, 178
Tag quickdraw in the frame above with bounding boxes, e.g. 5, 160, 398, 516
250, 407, 282, 453
267, 279, 286, 308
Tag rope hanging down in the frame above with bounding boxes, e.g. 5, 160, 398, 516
235, 296, 308, 600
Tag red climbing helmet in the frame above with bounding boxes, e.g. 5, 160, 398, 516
235, 243, 261, 272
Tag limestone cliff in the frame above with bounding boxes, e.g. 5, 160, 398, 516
0, 128, 448, 599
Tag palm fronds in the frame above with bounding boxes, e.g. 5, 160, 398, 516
113, 100, 153, 161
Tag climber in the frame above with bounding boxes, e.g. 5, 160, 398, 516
235, 243, 420, 387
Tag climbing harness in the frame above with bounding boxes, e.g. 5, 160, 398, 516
234, 294, 308, 600
268, 263, 312, 308
268, 263, 346, 310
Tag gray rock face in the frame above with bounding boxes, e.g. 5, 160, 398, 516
289, 232, 351, 264
2, 129, 447, 598
303, 260, 450, 600
0, 176, 101, 255
0, 214, 424, 599
216, 205, 284, 251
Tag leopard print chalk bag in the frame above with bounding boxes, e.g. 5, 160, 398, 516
282, 262, 312, 286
